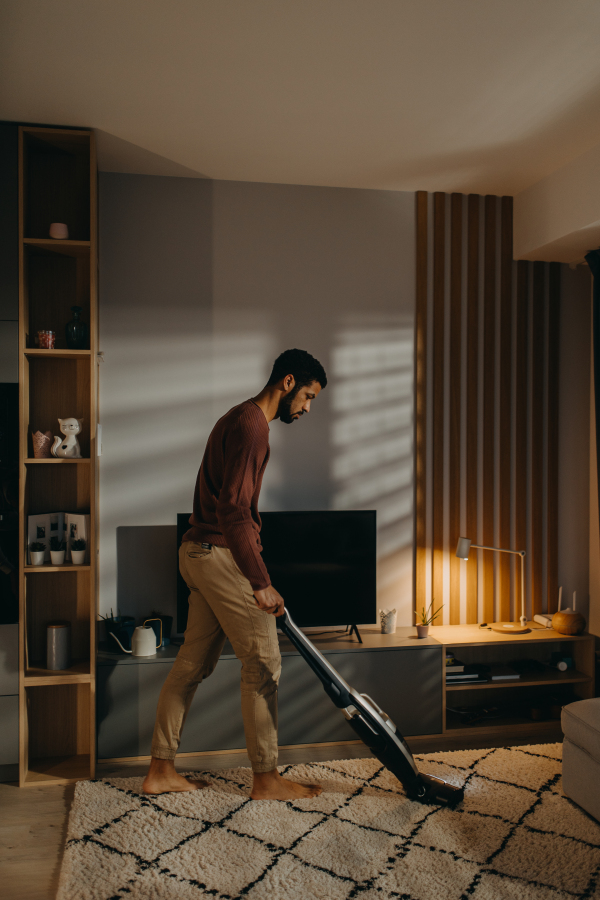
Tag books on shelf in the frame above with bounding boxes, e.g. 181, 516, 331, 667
445, 650, 466, 674
489, 665, 520, 681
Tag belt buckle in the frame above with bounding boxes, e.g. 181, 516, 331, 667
201, 542, 212, 550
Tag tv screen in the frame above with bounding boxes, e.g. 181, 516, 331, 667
177, 510, 376, 631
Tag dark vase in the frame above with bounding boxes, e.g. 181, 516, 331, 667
65, 306, 89, 349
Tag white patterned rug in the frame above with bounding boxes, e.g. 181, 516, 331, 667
57, 744, 600, 900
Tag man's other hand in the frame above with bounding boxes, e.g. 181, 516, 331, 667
254, 586, 285, 617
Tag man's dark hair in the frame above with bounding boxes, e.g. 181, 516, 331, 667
267, 348, 327, 390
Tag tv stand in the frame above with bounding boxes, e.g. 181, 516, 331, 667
346, 623, 363, 643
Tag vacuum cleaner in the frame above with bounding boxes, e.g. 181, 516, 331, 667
279, 609, 464, 807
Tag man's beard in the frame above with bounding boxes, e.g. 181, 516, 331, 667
277, 388, 303, 424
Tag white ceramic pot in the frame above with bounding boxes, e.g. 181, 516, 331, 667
50, 550, 65, 565
30, 550, 45, 566
71, 549, 86, 565
416, 624, 430, 639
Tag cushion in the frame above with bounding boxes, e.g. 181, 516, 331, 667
562, 737, 600, 822
561, 698, 600, 760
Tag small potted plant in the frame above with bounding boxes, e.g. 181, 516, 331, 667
415, 599, 443, 638
71, 538, 86, 566
29, 541, 46, 566
50, 536, 66, 565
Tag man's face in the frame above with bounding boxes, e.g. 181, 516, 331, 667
277, 380, 322, 424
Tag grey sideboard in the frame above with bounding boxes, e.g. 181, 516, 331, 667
97, 628, 443, 760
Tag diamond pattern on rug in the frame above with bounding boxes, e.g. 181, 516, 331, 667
462, 774, 535, 822
57, 743, 600, 900
98, 806, 205, 858
161, 826, 276, 895
415, 805, 513, 863
244, 853, 352, 900
474, 747, 561, 790
470, 871, 573, 900
493, 827, 600, 895
363, 843, 480, 900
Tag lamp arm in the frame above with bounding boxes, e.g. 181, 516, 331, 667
471, 544, 525, 558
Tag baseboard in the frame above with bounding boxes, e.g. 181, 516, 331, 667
98, 739, 363, 765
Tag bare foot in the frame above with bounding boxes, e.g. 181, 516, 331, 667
250, 768, 322, 801
142, 757, 211, 794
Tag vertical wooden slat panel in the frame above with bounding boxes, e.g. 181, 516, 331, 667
531, 261, 545, 617
432, 193, 446, 616
414, 191, 428, 620
482, 196, 496, 623
515, 261, 529, 619
449, 193, 462, 623
547, 262, 560, 614
466, 195, 479, 622
498, 196, 512, 620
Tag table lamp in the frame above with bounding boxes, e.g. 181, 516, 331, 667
455, 537, 529, 633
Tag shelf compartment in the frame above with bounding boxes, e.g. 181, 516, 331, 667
446, 669, 591, 691
23, 754, 92, 786
24, 349, 91, 358
26, 355, 91, 457
23, 238, 90, 257
25, 457, 91, 464
24, 682, 92, 786
23, 130, 91, 241
25, 570, 91, 666
25, 463, 90, 517
23, 242, 90, 349
25, 659, 91, 685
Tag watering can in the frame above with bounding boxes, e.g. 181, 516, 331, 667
110, 618, 163, 657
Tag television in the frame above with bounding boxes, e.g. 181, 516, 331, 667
177, 510, 376, 631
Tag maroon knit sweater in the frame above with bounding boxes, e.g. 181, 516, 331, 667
182, 400, 271, 590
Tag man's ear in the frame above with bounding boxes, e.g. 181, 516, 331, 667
282, 374, 295, 393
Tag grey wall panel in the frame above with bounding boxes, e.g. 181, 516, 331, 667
0, 624, 18, 695
0, 695, 18, 764
97, 646, 442, 758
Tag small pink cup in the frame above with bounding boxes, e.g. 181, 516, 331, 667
49, 223, 68, 239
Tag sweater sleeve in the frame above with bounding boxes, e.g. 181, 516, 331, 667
215, 413, 271, 591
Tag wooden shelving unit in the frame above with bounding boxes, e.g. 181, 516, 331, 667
429, 623, 595, 742
18, 126, 98, 787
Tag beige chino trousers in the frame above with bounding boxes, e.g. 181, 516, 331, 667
151, 542, 281, 772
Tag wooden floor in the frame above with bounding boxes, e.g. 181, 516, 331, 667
1, 727, 562, 900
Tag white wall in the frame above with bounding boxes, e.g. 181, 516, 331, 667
514, 140, 600, 264
99, 175, 415, 625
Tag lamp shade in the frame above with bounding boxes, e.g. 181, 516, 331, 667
456, 537, 472, 560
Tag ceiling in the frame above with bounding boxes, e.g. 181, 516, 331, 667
3, 0, 600, 195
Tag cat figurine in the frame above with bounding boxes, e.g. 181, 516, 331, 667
51, 418, 83, 458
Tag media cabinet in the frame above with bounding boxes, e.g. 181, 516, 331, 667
97, 623, 595, 761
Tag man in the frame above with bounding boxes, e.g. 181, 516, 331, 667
143, 348, 327, 800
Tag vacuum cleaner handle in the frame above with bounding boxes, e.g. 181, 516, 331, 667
278, 609, 354, 709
